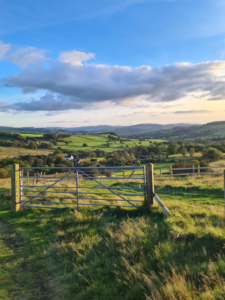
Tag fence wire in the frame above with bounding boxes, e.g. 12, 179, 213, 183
154, 167, 225, 223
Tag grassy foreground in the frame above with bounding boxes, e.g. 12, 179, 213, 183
0, 182, 225, 299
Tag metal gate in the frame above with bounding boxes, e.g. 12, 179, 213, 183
19, 166, 146, 210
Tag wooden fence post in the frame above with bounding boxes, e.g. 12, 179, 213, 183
146, 163, 154, 207
170, 165, 173, 178
11, 163, 20, 212
198, 164, 200, 176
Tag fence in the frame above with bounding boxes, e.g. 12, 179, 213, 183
11, 165, 147, 211
11, 164, 225, 222
154, 165, 225, 222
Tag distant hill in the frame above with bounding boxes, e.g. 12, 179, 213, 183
0, 123, 196, 135
134, 121, 225, 140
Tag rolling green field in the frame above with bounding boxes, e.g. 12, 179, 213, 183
54, 134, 166, 152
20, 134, 43, 137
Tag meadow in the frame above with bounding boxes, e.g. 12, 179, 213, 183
0, 179, 225, 299
53, 134, 165, 152
20, 134, 43, 137
0, 146, 53, 159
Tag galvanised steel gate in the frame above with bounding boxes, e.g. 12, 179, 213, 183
19, 166, 146, 210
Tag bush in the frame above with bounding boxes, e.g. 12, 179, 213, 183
206, 147, 223, 160
105, 170, 113, 177
190, 160, 199, 166
0, 168, 9, 178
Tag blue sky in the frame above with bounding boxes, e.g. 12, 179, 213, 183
0, 0, 225, 127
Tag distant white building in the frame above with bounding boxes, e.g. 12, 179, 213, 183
64, 154, 74, 161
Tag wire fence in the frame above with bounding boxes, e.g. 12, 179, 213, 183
154, 166, 225, 223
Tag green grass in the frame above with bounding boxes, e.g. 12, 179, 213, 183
1, 185, 225, 299
0, 176, 225, 299
20, 134, 43, 137
0, 146, 53, 159
56, 135, 165, 153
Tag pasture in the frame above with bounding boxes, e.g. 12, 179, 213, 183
20, 134, 43, 137
0, 177, 225, 299
0, 146, 53, 159
54, 134, 166, 152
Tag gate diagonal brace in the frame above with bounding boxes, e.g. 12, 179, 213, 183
22, 169, 76, 206
78, 169, 140, 209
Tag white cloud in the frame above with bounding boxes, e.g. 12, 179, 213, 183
0, 41, 11, 59
5, 47, 46, 68
59, 50, 95, 66
1, 43, 225, 113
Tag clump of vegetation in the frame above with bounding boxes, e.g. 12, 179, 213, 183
0, 168, 8, 178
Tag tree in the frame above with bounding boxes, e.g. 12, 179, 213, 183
167, 143, 179, 155
83, 143, 88, 147
54, 149, 62, 155
206, 147, 223, 160
181, 148, 187, 157
29, 141, 37, 150
189, 148, 195, 157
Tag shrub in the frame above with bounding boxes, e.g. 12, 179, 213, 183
105, 170, 113, 177
0, 168, 9, 178
190, 160, 199, 166
206, 147, 223, 160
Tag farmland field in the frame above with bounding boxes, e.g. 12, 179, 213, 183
54, 134, 166, 152
20, 134, 43, 137
0, 146, 53, 159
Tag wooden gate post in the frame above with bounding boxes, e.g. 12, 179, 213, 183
146, 163, 154, 207
11, 163, 20, 212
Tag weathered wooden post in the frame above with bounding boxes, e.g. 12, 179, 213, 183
11, 163, 20, 212
160, 168, 162, 178
198, 164, 200, 176
170, 165, 173, 178
145, 163, 154, 207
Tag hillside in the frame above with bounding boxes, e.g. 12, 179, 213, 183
0, 123, 195, 135
135, 121, 225, 140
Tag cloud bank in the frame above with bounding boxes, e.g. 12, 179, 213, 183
0, 40, 225, 113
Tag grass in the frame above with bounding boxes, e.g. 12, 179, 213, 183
0, 180, 225, 299
154, 174, 224, 212
20, 134, 43, 137
0, 146, 53, 159
54, 135, 165, 153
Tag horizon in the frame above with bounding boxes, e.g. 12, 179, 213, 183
0, 0, 225, 127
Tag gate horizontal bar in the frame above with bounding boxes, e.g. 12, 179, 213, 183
20, 166, 144, 169
21, 176, 145, 180
21, 196, 143, 202
21, 185, 143, 190
21, 198, 143, 204
23, 190, 144, 196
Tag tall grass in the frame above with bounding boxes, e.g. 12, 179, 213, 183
1, 180, 225, 299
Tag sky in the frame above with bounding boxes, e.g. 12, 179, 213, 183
0, 0, 225, 128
